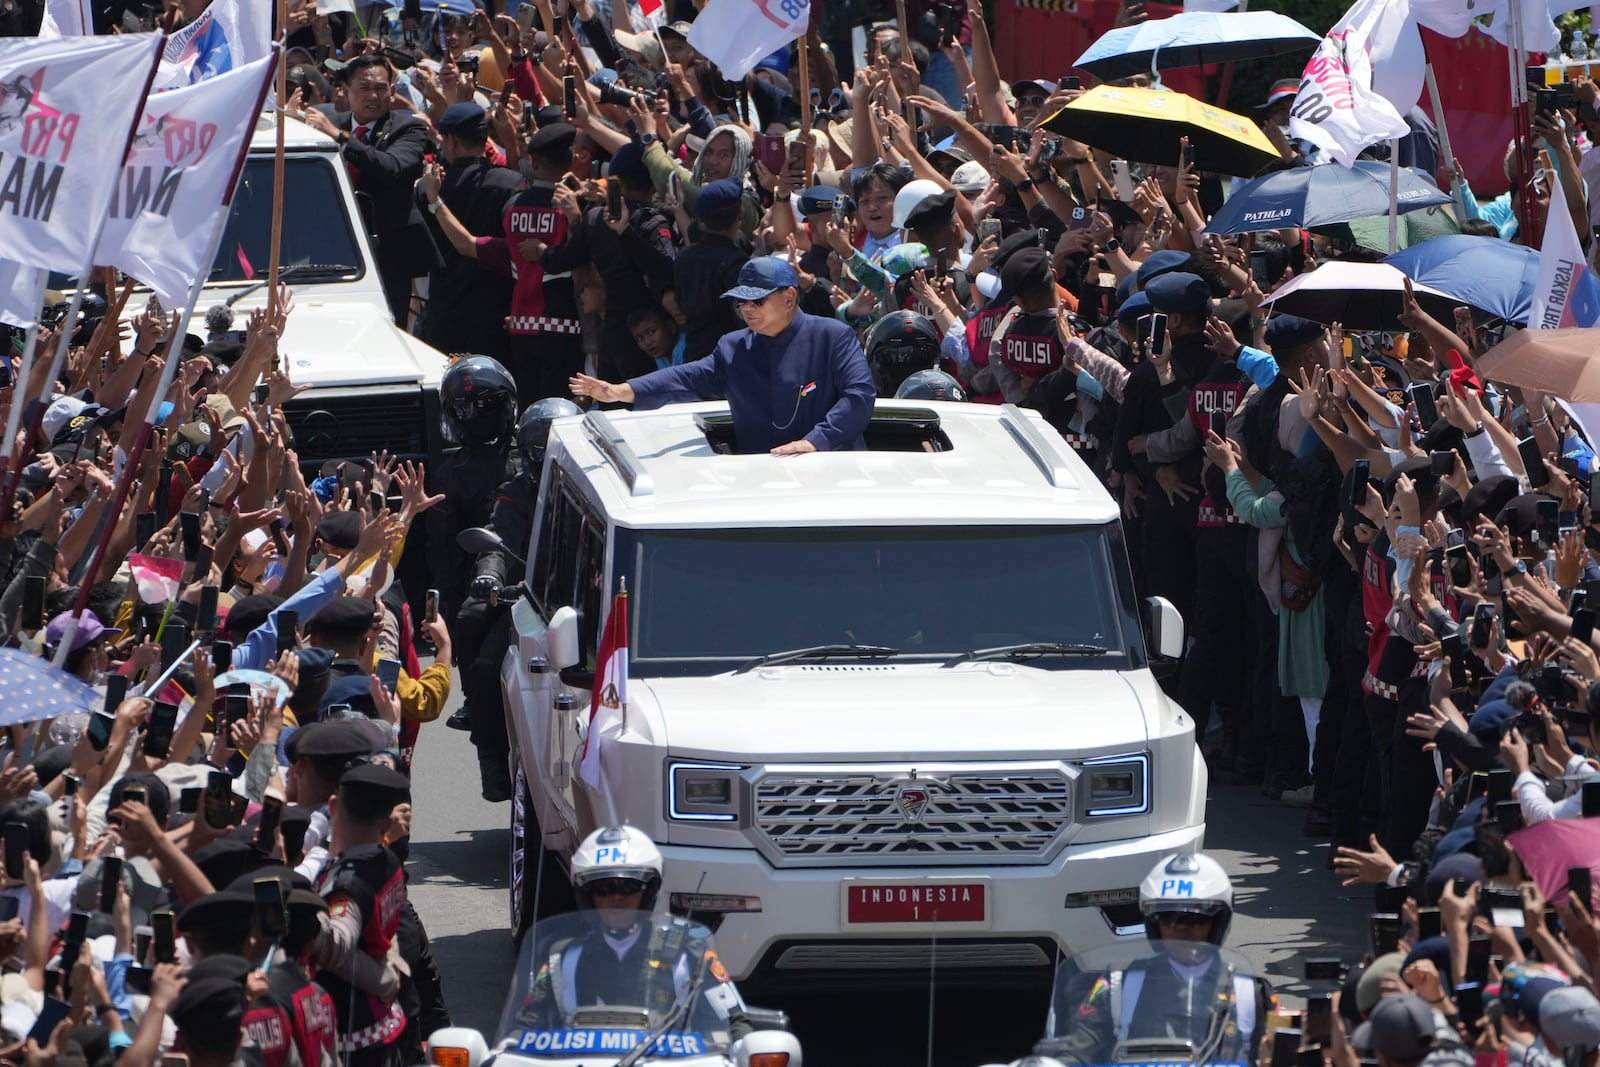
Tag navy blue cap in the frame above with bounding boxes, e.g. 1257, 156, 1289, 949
1135, 249, 1190, 288
722, 257, 799, 301
1264, 314, 1324, 350
693, 177, 744, 219
320, 674, 377, 715
1116, 290, 1152, 326
799, 185, 851, 216
437, 102, 487, 135
528, 122, 577, 157
1144, 271, 1211, 314
607, 140, 648, 179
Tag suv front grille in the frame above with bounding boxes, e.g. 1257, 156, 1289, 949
283, 388, 428, 464
750, 765, 1072, 866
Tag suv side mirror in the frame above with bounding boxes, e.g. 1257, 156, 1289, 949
424, 1028, 487, 1067
1145, 596, 1185, 660
729, 1030, 802, 1067
548, 606, 580, 670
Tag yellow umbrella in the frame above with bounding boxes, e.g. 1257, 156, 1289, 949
1038, 84, 1281, 177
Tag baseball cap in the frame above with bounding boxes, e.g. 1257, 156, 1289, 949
44, 610, 120, 652
1351, 994, 1438, 1060
722, 258, 799, 301
950, 161, 991, 195
1012, 78, 1057, 98
1257, 78, 1299, 112
1540, 986, 1600, 1049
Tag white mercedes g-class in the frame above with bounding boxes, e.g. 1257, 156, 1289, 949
499, 401, 1207, 990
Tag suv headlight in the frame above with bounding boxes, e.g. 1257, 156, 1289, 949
667, 762, 744, 823
1080, 753, 1149, 817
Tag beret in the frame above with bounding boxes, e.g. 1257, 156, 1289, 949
1116, 291, 1152, 326
999, 247, 1054, 302
304, 597, 375, 640
437, 102, 486, 135
176, 889, 253, 933
903, 188, 957, 234
607, 140, 648, 179
338, 762, 412, 808
295, 646, 335, 681
222, 594, 283, 639
798, 185, 851, 216
1144, 271, 1211, 314
527, 122, 576, 157
1263, 314, 1324, 351
692, 177, 744, 219
1134, 249, 1190, 287
286, 719, 375, 763
170, 977, 246, 1033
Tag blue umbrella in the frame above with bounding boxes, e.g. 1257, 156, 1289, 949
1205, 162, 1452, 235
1384, 236, 1542, 324
0, 649, 99, 727
1072, 11, 1320, 82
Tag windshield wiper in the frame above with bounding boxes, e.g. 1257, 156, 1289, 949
224, 262, 360, 305
733, 643, 899, 675
940, 642, 1111, 668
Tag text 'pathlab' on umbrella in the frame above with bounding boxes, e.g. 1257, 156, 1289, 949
1206, 161, 1452, 235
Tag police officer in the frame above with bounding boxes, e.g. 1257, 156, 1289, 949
865, 311, 942, 397
425, 123, 586, 406
570, 258, 876, 455
283, 720, 378, 861
462, 398, 582, 804
311, 764, 413, 1067
1045, 853, 1273, 1066
426, 357, 520, 754
514, 827, 749, 1036
520, 140, 679, 382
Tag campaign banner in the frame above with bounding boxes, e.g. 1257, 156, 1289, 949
686, 0, 808, 81
0, 33, 162, 275
1529, 201, 1600, 330
156, 0, 272, 89
1288, 0, 1410, 167
110, 53, 276, 308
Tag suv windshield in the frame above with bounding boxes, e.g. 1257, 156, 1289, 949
208, 156, 364, 285
624, 525, 1137, 668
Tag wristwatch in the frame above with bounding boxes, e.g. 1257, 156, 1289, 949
1015, 177, 1036, 192
1104, 238, 1121, 253
1511, 559, 1530, 577
1464, 420, 1486, 438
427, 198, 442, 214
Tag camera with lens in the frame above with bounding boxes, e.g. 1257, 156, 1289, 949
599, 80, 645, 108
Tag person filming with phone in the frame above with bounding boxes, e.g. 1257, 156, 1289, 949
569, 257, 876, 455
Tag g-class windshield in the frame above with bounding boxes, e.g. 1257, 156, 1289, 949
208, 156, 364, 285
622, 525, 1140, 670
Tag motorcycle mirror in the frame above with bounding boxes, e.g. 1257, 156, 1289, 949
455, 527, 506, 555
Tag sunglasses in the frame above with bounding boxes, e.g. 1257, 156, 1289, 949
588, 878, 646, 898
738, 292, 776, 308
1017, 95, 1048, 107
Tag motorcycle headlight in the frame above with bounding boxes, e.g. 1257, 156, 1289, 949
667, 762, 744, 823
1080, 753, 1149, 817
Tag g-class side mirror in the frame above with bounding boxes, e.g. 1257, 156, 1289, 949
548, 605, 580, 670
1144, 596, 1185, 660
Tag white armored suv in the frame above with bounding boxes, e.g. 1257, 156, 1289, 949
499, 400, 1207, 989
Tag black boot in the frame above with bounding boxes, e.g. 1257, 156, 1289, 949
480, 752, 512, 802
446, 706, 471, 731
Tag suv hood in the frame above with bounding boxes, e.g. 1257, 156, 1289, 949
636, 665, 1149, 761
267, 301, 447, 388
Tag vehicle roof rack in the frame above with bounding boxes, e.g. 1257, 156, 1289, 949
583, 410, 655, 497
999, 404, 1074, 488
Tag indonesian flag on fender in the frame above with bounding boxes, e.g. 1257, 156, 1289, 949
0, 34, 162, 276
578, 584, 629, 796
1529, 202, 1600, 330
128, 554, 184, 605
687, 0, 807, 81
1287, 0, 1410, 168
113, 53, 277, 308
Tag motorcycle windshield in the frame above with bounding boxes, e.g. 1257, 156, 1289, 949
495, 911, 738, 1060
1036, 941, 1261, 1067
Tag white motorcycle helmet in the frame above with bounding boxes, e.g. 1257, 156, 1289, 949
1138, 852, 1233, 946
571, 826, 665, 911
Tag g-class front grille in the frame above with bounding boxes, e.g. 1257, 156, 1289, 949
282, 388, 429, 464
750, 764, 1073, 866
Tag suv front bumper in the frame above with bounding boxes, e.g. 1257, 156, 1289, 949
660, 821, 1204, 986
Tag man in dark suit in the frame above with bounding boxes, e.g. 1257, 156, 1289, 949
305, 54, 438, 325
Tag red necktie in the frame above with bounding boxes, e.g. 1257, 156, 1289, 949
346, 125, 368, 182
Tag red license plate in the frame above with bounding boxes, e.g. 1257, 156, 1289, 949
845, 883, 986, 923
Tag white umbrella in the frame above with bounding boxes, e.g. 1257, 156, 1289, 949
1261, 261, 1472, 331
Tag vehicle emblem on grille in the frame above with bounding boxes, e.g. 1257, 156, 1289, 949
298, 409, 339, 453
896, 786, 929, 822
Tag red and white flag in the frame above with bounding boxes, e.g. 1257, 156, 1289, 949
636, 0, 666, 27
110, 53, 276, 308
687, 0, 807, 80
579, 586, 629, 796
0, 34, 162, 276
1288, 0, 1411, 167
128, 554, 184, 605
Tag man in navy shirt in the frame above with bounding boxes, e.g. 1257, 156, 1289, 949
570, 258, 875, 455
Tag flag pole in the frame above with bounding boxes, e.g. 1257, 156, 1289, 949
1388, 137, 1400, 253
53, 49, 280, 668
267, 0, 289, 320
0, 36, 165, 527
896, 0, 914, 129
1421, 50, 1466, 222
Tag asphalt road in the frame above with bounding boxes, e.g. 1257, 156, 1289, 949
407, 680, 1374, 1067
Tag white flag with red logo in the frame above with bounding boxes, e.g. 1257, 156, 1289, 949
687, 0, 807, 80
579, 587, 629, 796
128, 554, 184, 605
110, 53, 276, 308
1287, 0, 1411, 168
0, 34, 161, 276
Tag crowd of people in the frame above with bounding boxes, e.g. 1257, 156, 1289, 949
0, 0, 1599, 1063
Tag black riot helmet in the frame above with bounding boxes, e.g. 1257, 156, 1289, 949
864, 311, 942, 397
516, 397, 582, 473
440, 356, 518, 445
895, 369, 968, 402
